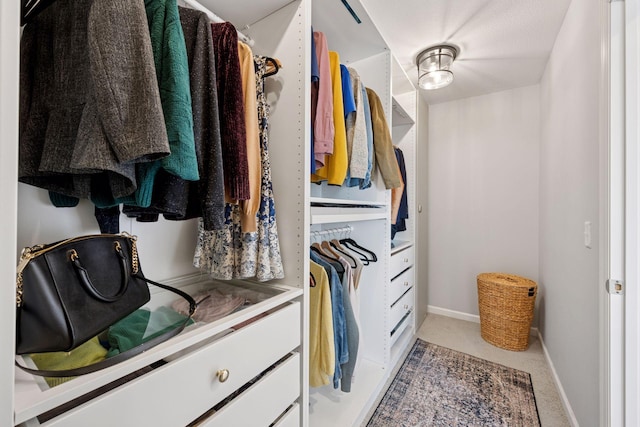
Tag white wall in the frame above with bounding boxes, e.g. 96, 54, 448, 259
539, 0, 601, 423
427, 85, 540, 318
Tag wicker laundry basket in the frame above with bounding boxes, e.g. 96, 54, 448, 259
477, 273, 537, 351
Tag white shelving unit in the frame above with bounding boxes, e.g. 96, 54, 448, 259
4, 0, 310, 426
0, 0, 418, 425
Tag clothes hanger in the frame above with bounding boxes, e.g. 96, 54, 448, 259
310, 243, 338, 262
329, 239, 358, 268
309, 272, 316, 288
321, 240, 346, 262
310, 245, 345, 276
264, 57, 282, 77
21, 0, 56, 26
339, 237, 378, 262
337, 241, 370, 265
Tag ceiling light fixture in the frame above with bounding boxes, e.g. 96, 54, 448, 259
416, 45, 458, 90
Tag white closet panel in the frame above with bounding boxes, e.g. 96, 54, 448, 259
7, 0, 307, 425
243, 0, 311, 288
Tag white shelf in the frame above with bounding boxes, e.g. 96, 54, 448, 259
390, 240, 413, 254
310, 198, 388, 224
309, 358, 387, 427
392, 98, 415, 126
392, 55, 415, 96
390, 314, 415, 368
311, 209, 387, 225
310, 197, 387, 208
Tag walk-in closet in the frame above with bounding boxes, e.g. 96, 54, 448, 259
0, 0, 634, 426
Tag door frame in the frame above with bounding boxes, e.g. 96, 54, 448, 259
603, 1, 640, 426
623, 0, 640, 425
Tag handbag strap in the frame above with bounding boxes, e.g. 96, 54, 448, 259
15, 275, 197, 378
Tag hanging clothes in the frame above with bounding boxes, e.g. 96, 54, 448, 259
312, 31, 334, 170
360, 83, 375, 189
210, 22, 250, 201
237, 41, 262, 233
121, 6, 226, 230
336, 256, 360, 393
194, 56, 284, 282
96, 0, 199, 209
340, 64, 357, 186
309, 261, 336, 387
310, 27, 320, 175
390, 152, 405, 232
366, 88, 402, 189
345, 67, 369, 184
395, 146, 409, 234
330, 238, 363, 377
310, 250, 348, 390
311, 51, 348, 185
19, 0, 169, 201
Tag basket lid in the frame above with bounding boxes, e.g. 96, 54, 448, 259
477, 272, 536, 288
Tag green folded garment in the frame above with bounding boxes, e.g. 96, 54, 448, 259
107, 306, 193, 358
30, 336, 108, 387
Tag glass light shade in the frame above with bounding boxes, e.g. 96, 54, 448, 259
418, 69, 454, 90
416, 45, 457, 90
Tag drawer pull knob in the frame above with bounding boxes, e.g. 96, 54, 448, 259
404, 258, 409, 263
404, 304, 409, 310
216, 369, 230, 383
404, 281, 409, 286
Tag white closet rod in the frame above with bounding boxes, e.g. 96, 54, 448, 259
180, 0, 254, 46
311, 225, 353, 241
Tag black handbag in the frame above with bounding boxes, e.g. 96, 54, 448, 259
15, 232, 196, 377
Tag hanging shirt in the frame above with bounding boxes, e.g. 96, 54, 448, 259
337, 257, 359, 392
340, 64, 357, 184
395, 147, 409, 232
309, 261, 336, 387
366, 87, 402, 189
313, 31, 334, 169
211, 22, 250, 201
360, 83, 375, 189
346, 68, 369, 181
237, 41, 261, 232
310, 27, 320, 175
312, 51, 348, 185
391, 153, 405, 225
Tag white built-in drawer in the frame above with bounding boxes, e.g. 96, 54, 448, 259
43, 303, 301, 427
390, 311, 413, 348
198, 353, 300, 427
389, 288, 414, 333
272, 403, 300, 427
390, 245, 414, 279
390, 267, 413, 306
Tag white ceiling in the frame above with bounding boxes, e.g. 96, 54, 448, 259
362, 0, 572, 104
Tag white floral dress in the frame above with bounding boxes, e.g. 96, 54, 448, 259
193, 56, 284, 281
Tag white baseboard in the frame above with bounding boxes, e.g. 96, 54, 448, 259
537, 330, 579, 427
427, 305, 539, 335
427, 305, 480, 323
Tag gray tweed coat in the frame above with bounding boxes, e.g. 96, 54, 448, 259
19, 0, 170, 200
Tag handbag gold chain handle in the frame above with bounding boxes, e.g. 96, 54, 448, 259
129, 235, 139, 275
15, 233, 139, 307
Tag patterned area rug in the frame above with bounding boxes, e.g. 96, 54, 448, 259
366, 339, 540, 427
